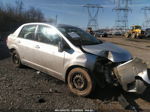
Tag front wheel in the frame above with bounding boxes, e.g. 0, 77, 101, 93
67, 68, 95, 97
131, 33, 136, 39
124, 32, 129, 38
12, 50, 22, 68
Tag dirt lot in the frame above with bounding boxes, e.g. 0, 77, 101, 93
0, 37, 150, 112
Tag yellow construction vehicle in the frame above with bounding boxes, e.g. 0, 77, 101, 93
124, 25, 145, 38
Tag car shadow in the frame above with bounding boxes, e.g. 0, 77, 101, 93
0, 42, 10, 60
90, 85, 142, 111
90, 68, 150, 111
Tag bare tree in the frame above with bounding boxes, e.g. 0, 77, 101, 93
15, 0, 24, 15
0, 0, 46, 38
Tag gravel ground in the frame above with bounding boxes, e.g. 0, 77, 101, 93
0, 37, 150, 112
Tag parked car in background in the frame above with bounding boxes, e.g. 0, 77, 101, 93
107, 31, 113, 36
7, 23, 150, 96
113, 31, 122, 36
95, 31, 108, 38
145, 28, 150, 38
86, 27, 95, 36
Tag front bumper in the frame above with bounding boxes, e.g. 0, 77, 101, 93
114, 58, 150, 93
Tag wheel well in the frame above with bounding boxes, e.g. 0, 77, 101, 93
135, 76, 143, 80
65, 65, 89, 83
10, 48, 16, 53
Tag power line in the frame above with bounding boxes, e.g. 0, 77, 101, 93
142, 6, 150, 29
113, 0, 132, 32
83, 4, 103, 30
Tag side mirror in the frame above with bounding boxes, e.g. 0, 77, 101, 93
58, 41, 64, 52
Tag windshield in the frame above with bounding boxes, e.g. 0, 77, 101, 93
58, 26, 102, 46
132, 26, 141, 29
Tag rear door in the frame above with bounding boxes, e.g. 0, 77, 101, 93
17, 25, 38, 63
34, 25, 65, 75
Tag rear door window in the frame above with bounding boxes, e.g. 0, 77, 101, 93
18, 25, 37, 40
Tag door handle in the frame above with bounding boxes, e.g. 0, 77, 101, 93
35, 45, 40, 49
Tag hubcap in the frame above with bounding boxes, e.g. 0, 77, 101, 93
72, 73, 87, 90
13, 54, 19, 64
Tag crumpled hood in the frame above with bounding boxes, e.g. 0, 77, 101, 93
82, 42, 132, 62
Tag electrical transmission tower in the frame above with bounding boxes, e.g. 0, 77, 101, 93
113, 0, 132, 32
83, 4, 103, 30
142, 7, 150, 29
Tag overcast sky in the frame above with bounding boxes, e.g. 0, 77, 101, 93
0, 0, 150, 29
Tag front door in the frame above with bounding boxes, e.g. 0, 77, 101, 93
34, 25, 65, 75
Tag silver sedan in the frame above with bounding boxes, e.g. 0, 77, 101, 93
7, 23, 150, 96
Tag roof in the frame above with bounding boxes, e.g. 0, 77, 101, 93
22, 22, 76, 28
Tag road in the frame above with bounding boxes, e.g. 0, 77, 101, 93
0, 37, 150, 112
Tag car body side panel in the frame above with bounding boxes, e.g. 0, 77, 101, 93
22, 59, 65, 81
63, 49, 97, 79
7, 35, 21, 57
32, 42, 65, 76
17, 38, 38, 62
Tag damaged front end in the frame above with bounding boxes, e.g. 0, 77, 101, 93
82, 42, 150, 94
94, 52, 150, 94
93, 56, 119, 88
114, 58, 150, 94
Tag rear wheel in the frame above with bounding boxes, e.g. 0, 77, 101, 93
12, 50, 22, 68
67, 68, 95, 96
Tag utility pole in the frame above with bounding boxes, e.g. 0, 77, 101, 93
55, 15, 58, 25
142, 7, 150, 29
83, 4, 103, 30
113, 0, 132, 32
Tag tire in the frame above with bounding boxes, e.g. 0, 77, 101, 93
124, 33, 129, 38
136, 79, 147, 94
131, 33, 136, 39
12, 50, 22, 68
67, 68, 95, 97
